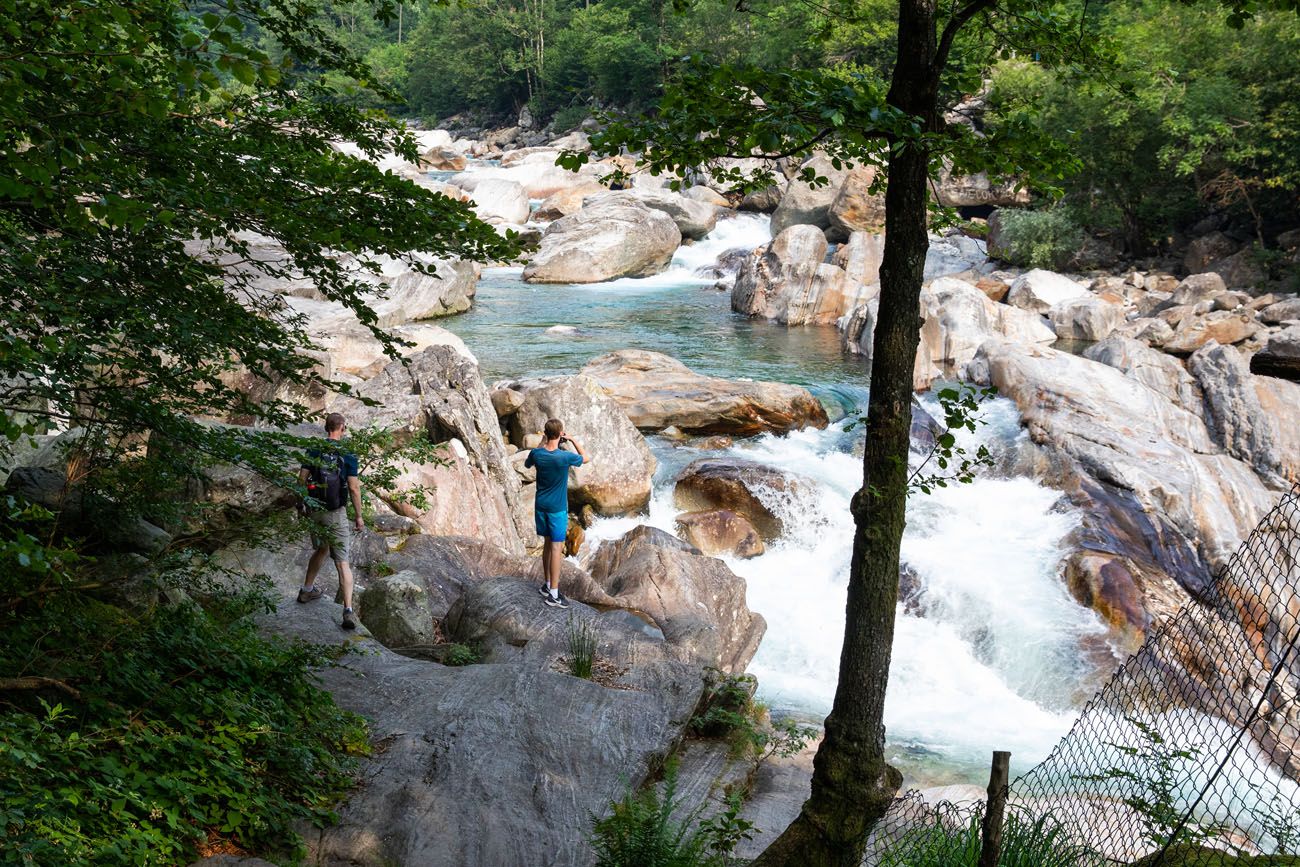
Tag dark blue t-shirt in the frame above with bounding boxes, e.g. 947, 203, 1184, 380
525, 446, 583, 513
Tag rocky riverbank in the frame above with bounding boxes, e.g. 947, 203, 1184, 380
13, 123, 1293, 866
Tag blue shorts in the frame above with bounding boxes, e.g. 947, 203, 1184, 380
535, 510, 568, 543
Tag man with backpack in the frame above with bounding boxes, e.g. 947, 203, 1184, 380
525, 417, 589, 609
297, 412, 363, 629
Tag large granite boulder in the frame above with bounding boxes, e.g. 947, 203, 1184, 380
769, 153, 852, 236
675, 510, 765, 559
1049, 295, 1125, 342
1188, 342, 1300, 485
470, 178, 530, 225
579, 350, 829, 436
912, 276, 1058, 389
673, 457, 809, 541
586, 525, 767, 673
632, 190, 721, 240
255, 578, 699, 867
827, 164, 886, 240
532, 181, 607, 221
359, 570, 438, 648
500, 374, 656, 515
1259, 297, 1300, 325
523, 194, 681, 283
1006, 269, 1090, 314
1161, 309, 1261, 355
330, 346, 531, 552
732, 224, 870, 325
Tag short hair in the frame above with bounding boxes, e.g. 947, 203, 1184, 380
543, 418, 563, 441
325, 412, 346, 433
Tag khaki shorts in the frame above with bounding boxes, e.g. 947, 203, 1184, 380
309, 507, 352, 563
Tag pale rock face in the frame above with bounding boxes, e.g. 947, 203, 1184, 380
970, 340, 1278, 585
732, 225, 848, 325
587, 525, 767, 673
1083, 336, 1203, 417
629, 189, 721, 240
579, 349, 829, 436
329, 346, 532, 553
501, 374, 656, 516
769, 153, 851, 236
1188, 342, 1300, 485
827, 164, 886, 239
451, 159, 603, 198
523, 194, 681, 284
924, 233, 989, 280
909, 277, 1056, 390
1049, 295, 1126, 342
1259, 297, 1300, 325
1006, 269, 1090, 314
469, 178, 529, 225
1161, 310, 1261, 355
683, 185, 731, 207
532, 182, 607, 221
833, 231, 885, 304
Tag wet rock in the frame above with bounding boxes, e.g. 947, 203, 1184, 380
586, 525, 766, 672
501, 373, 656, 516
673, 457, 808, 541
580, 349, 829, 436
675, 509, 766, 559
523, 194, 681, 283
1006, 269, 1090, 314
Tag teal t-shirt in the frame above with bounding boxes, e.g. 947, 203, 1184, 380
525, 447, 583, 513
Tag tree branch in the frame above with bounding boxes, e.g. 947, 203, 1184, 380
0, 676, 82, 699
936, 0, 999, 72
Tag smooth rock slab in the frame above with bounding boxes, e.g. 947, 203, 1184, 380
580, 350, 829, 436
523, 194, 681, 284
1006, 268, 1089, 314
675, 509, 765, 559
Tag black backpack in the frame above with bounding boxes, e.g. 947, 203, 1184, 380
307, 452, 347, 511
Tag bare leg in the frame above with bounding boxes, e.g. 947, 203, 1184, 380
542, 538, 556, 590
304, 544, 329, 588
547, 539, 563, 592
335, 559, 355, 610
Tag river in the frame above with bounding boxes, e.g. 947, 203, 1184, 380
442, 211, 1116, 786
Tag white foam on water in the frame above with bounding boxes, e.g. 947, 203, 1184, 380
587, 397, 1108, 781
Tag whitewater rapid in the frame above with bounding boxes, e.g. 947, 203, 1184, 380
587, 385, 1111, 784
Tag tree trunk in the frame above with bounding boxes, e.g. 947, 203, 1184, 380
751, 0, 939, 865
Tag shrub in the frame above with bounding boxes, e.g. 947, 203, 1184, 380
443, 643, 481, 667
689, 670, 816, 766
0, 569, 366, 864
990, 207, 1086, 270
552, 105, 591, 133
588, 763, 755, 867
567, 616, 598, 680
878, 803, 1102, 867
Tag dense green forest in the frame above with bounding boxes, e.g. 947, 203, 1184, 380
311, 0, 1299, 257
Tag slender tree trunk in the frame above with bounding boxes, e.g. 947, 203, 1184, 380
751, 0, 940, 864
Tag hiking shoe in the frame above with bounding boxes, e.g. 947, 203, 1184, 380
342, 609, 357, 630
537, 583, 551, 598
543, 592, 570, 609
297, 586, 322, 604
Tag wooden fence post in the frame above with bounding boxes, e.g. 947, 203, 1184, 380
978, 750, 1011, 867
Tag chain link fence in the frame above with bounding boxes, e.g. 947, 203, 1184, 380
865, 482, 1300, 866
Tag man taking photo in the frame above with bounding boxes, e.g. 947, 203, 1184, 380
525, 418, 589, 609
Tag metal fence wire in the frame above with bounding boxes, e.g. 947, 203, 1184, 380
866, 482, 1300, 867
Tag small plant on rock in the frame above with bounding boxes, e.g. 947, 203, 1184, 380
567, 615, 598, 680
442, 643, 480, 667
